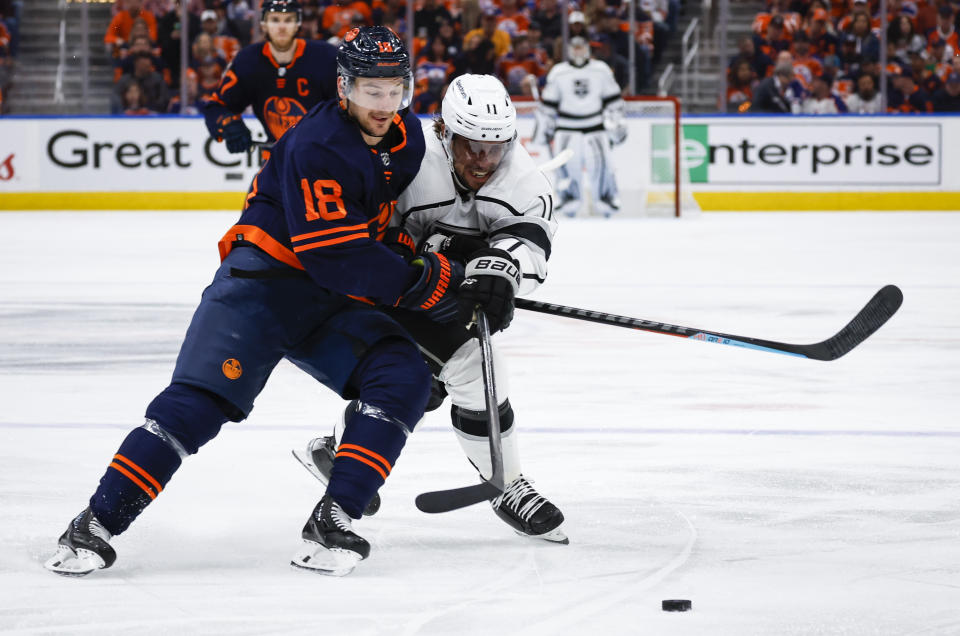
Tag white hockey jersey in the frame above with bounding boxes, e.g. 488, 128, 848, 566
540, 60, 622, 132
396, 119, 558, 296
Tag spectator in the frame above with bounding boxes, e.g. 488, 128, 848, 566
414, 0, 453, 41
499, 34, 546, 94
749, 61, 797, 112
591, 34, 630, 89
435, 19, 463, 60
928, 36, 952, 64
930, 71, 960, 111
105, 0, 159, 54
120, 80, 154, 115
157, 0, 201, 88
836, 32, 861, 78
731, 36, 773, 79
300, 6, 320, 40
463, 9, 511, 59
495, 0, 531, 38
113, 51, 169, 113
791, 31, 824, 85
926, 5, 959, 54
413, 37, 453, 113
754, 14, 791, 59
847, 12, 880, 61
0, 0, 20, 59
568, 10, 589, 40
526, 21, 552, 73
189, 32, 227, 79
225, 0, 255, 46
727, 57, 757, 111
321, 0, 372, 40
200, 9, 240, 62
195, 56, 222, 99
888, 14, 926, 61
118, 34, 167, 83
909, 47, 943, 95
801, 72, 848, 113
844, 72, 882, 113
888, 68, 932, 112
167, 68, 202, 113
532, 0, 562, 51
806, 8, 837, 58
454, 29, 497, 76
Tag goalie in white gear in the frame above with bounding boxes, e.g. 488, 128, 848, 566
298, 74, 567, 543
538, 36, 626, 218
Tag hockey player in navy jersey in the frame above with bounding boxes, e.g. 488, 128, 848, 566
202, 0, 338, 155
298, 74, 568, 544
45, 27, 462, 578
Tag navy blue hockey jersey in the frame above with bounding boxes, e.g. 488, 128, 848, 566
217, 100, 427, 305
203, 38, 338, 144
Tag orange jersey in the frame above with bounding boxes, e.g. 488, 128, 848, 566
322, 3, 373, 39
104, 9, 158, 45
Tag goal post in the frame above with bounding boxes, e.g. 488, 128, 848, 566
512, 95, 699, 218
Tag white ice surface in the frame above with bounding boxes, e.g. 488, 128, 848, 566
1, 211, 958, 635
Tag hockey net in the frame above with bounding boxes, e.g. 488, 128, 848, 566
513, 96, 699, 218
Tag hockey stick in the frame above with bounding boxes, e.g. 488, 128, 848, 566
415, 311, 505, 513
515, 285, 903, 361
538, 148, 574, 173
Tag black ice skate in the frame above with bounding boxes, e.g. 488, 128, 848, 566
292, 436, 381, 516
44, 507, 117, 577
491, 476, 568, 544
291, 494, 370, 576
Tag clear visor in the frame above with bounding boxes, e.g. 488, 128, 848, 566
342, 74, 414, 111
451, 134, 514, 170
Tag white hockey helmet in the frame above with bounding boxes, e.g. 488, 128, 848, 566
442, 74, 516, 143
568, 36, 591, 66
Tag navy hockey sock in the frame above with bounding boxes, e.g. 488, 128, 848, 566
327, 408, 409, 519
327, 339, 430, 518
88, 427, 182, 536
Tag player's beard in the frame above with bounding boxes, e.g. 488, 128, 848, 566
347, 102, 393, 142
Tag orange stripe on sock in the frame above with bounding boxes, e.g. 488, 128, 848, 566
114, 454, 163, 494
337, 443, 393, 472
336, 451, 388, 481
109, 462, 157, 499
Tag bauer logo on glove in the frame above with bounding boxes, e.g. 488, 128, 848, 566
468, 256, 521, 289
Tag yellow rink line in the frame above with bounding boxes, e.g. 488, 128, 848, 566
693, 191, 960, 211
0, 192, 248, 211
2, 191, 960, 212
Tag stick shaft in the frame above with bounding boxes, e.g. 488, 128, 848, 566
516, 285, 903, 361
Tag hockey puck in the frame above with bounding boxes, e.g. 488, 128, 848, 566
662, 599, 692, 612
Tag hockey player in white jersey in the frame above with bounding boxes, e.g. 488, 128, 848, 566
538, 36, 626, 217
297, 74, 567, 543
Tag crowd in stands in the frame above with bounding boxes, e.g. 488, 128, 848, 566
104, 0, 684, 116
728, 0, 960, 113
0, 0, 21, 113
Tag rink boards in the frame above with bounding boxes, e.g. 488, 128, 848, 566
1, 113, 960, 211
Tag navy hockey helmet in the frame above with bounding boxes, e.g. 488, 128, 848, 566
337, 26, 414, 110
261, 0, 302, 23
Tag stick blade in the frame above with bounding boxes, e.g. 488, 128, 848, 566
803, 284, 903, 361
415, 481, 501, 514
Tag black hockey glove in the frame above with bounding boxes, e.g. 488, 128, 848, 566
458, 248, 521, 334
420, 233, 490, 264
381, 227, 416, 259
398, 252, 465, 323
218, 114, 252, 154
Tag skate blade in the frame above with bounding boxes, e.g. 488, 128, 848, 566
291, 448, 381, 517
291, 448, 330, 487
44, 544, 105, 577
516, 525, 570, 545
290, 540, 362, 577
